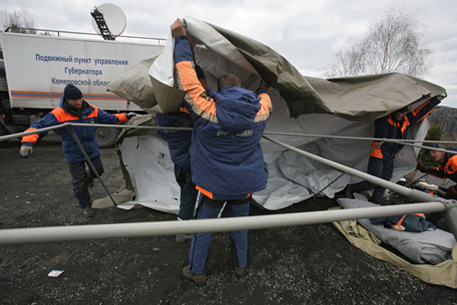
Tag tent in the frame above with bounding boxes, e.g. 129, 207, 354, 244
105, 16, 446, 213
99, 16, 457, 287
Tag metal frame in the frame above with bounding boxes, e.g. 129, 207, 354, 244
1, 123, 457, 245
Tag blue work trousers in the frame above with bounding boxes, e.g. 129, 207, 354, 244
188, 195, 251, 274
174, 165, 199, 220
350, 156, 394, 204
68, 155, 104, 209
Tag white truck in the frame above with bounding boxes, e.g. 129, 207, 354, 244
0, 30, 164, 146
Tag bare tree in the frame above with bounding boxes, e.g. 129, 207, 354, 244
0, 7, 36, 34
326, 7, 433, 78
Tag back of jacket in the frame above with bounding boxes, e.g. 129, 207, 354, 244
173, 35, 272, 199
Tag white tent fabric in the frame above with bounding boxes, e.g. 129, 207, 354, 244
116, 92, 429, 212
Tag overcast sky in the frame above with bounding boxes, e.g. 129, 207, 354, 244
2, 0, 456, 108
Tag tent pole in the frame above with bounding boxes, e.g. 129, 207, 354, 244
0, 201, 446, 245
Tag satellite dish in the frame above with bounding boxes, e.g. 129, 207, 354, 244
91, 3, 127, 40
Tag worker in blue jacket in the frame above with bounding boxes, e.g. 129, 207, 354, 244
170, 19, 272, 286
155, 65, 206, 243
19, 84, 135, 218
346, 97, 440, 204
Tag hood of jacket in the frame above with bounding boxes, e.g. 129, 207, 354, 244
213, 86, 261, 134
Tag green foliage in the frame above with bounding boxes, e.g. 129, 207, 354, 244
419, 124, 443, 167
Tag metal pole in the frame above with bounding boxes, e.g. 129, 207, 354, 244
67, 125, 117, 207
0, 123, 68, 142
313, 141, 385, 196
0, 202, 446, 245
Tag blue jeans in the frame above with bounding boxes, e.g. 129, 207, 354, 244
188, 195, 251, 274
68, 155, 104, 209
174, 165, 199, 220
349, 156, 394, 204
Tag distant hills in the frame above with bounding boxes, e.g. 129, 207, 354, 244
428, 106, 457, 141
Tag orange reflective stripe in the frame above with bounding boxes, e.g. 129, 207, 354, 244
21, 127, 39, 144
413, 99, 437, 123
53, 107, 78, 122
196, 185, 213, 199
369, 141, 383, 159
254, 93, 272, 123
177, 61, 217, 123
392, 215, 407, 231
257, 93, 272, 115
196, 186, 251, 200
388, 116, 396, 126
86, 106, 99, 119
179, 106, 190, 114
445, 157, 457, 175
401, 116, 410, 134
392, 213, 425, 231
112, 113, 128, 124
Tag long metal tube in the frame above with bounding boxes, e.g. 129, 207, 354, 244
263, 135, 439, 203
2, 123, 457, 243
0, 202, 446, 245
0, 123, 69, 141
2, 122, 457, 155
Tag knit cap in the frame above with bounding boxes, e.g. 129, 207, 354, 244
64, 84, 83, 100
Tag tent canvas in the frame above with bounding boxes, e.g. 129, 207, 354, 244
97, 16, 456, 287
105, 16, 445, 212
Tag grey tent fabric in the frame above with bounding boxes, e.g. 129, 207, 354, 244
337, 198, 456, 265
108, 16, 446, 120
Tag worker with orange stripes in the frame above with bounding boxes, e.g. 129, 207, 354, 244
19, 84, 135, 218
346, 97, 440, 204
170, 19, 272, 286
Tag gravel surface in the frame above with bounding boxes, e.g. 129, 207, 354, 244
1, 134, 456, 304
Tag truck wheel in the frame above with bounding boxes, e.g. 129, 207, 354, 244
96, 127, 119, 148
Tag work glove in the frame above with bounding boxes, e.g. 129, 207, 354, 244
444, 185, 457, 200
416, 163, 425, 172
448, 185, 457, 195
126, 112, 137, 119
19, 145, 33, 158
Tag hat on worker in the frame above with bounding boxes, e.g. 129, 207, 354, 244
429, 143, 445, 149
64, 84, 83, 100
395, 106, 409, 113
